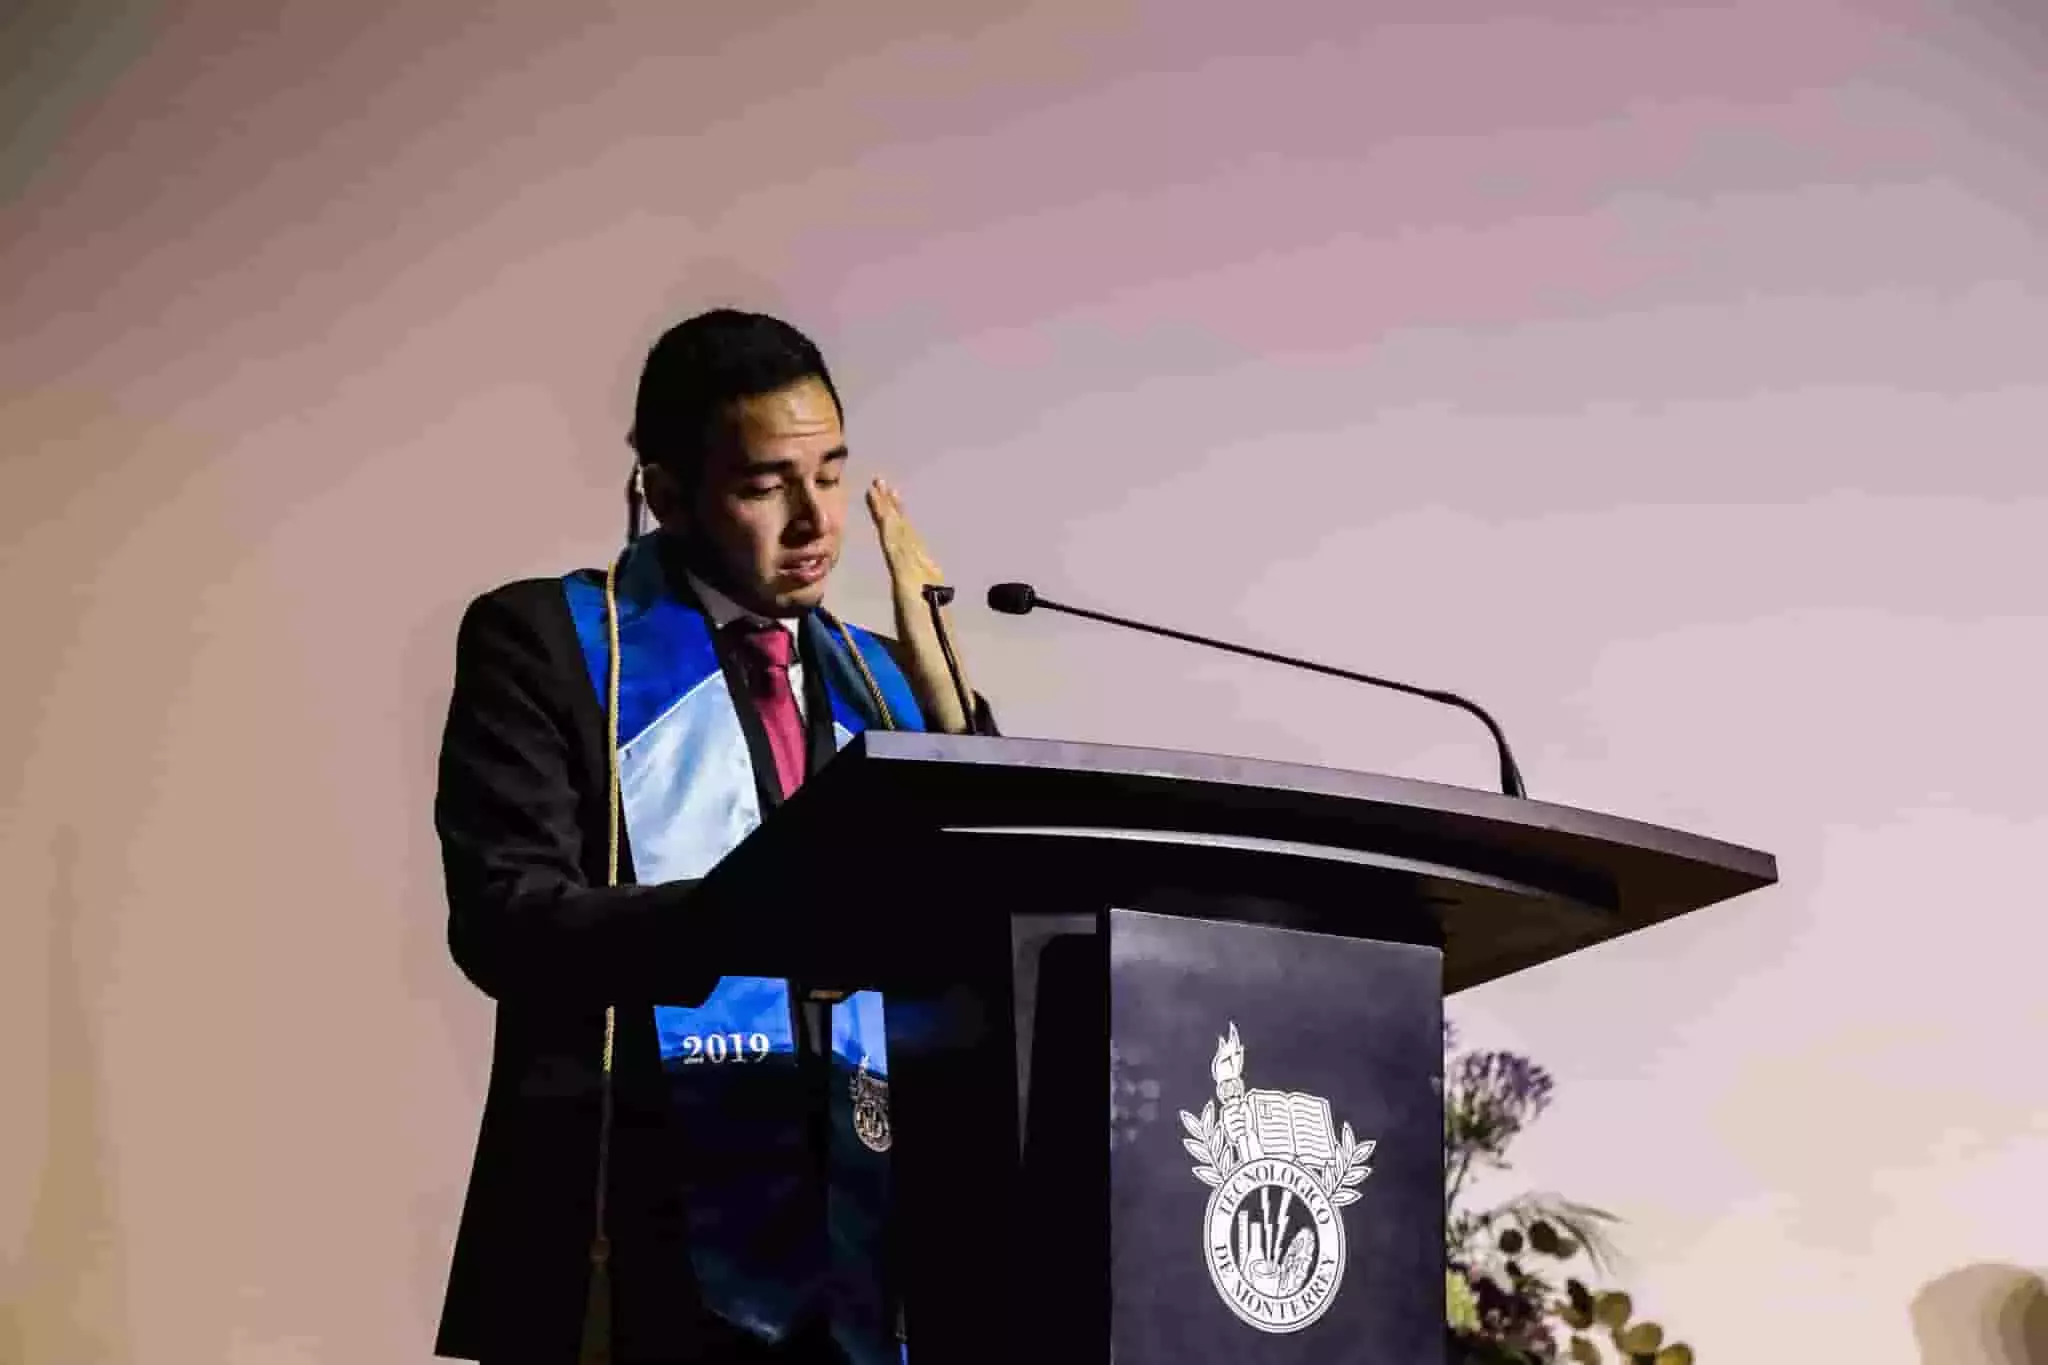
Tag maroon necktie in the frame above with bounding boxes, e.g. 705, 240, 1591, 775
729, 619, 807, 798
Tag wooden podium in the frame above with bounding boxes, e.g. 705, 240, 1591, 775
685, 731, 1778, 1365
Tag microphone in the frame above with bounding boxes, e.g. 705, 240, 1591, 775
920, 583, 985, 736
984, 582, 1527, 798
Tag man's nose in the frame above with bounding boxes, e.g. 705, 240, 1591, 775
787, 480, 830, 537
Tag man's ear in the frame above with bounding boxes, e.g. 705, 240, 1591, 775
639, 460, 689, 531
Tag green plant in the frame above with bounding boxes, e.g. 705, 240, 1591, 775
1443, 1022, 1697, 1365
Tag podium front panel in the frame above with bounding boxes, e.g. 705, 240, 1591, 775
1109, 908, 1445, 1365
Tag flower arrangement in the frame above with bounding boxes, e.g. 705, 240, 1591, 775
1444, 1022, 1696, 1365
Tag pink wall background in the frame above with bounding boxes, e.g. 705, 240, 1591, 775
3, 2, 2044, 1361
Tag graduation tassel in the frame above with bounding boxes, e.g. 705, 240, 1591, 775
577, 1236, 612, 1365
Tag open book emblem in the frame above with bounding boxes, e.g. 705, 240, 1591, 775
1178, 1022, 1374, 1334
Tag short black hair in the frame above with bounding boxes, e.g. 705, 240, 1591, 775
628, 309, 843, 481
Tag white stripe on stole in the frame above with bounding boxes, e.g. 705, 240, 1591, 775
618, 671, 763, 885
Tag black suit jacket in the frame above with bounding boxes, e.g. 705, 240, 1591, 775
430, 569, 992, 1363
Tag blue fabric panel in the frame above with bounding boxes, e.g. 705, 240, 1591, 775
830, 990, 890, 1078
656, 977, 798, 1062
807, 613, 927, 737
561, 538, 724, 750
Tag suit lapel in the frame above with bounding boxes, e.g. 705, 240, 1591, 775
799, 615, 844, 780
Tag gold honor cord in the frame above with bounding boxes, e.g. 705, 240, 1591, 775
578, 550, 625, 1365
830, 616, 897, 732
581, 547, 897, 1361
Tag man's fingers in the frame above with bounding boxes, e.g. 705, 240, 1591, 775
869, 477, 918, 545
867, 477, 899, 520
869, 476, 944, 582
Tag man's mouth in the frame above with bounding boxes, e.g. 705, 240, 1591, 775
782, 554, 830, 586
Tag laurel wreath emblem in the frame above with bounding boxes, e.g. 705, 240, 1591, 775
1178, 1101, 1376, 1206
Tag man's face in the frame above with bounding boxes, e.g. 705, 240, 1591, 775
651, 376, 848, 617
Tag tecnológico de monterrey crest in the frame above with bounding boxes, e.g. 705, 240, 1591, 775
1178, 1022, 1374, 1334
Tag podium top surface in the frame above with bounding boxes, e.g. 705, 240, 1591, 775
707, 731, 1779, 991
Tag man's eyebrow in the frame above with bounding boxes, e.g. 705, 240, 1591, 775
736, 446, 849, 475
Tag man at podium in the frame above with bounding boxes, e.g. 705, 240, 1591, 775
431, 310, 995, 1364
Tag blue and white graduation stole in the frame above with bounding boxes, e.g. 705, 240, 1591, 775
562, 536, 926, 1087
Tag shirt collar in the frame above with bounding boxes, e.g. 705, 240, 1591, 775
685, 569, 801, 640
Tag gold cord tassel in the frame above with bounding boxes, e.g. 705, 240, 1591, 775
579, 551, 626, 1365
